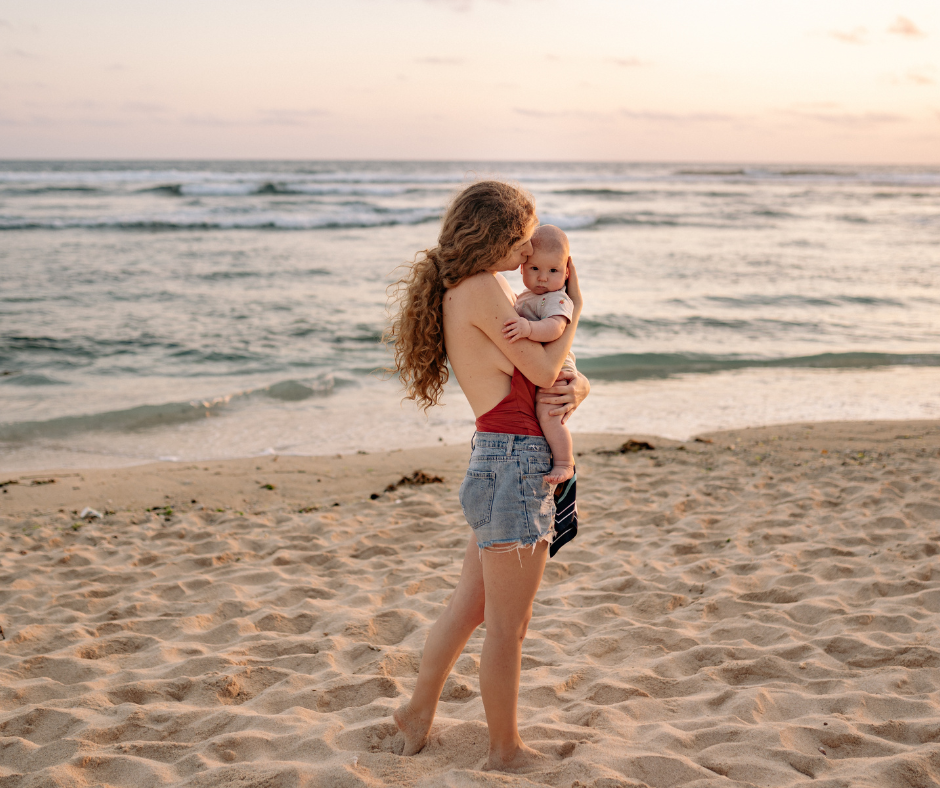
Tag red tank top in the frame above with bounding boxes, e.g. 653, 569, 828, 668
474, 368, 543, 437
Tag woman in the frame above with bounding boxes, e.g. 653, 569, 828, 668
386, 181, 589, 772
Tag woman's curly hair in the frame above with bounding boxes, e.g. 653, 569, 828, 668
385, 180, 536, 411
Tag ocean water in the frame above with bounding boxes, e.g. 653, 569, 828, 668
2, 160, 939, 471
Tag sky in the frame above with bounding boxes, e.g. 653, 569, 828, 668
0, 0, 937, 162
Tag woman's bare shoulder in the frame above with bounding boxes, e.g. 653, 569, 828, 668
450, 270, 495, 292
449, 271, 513, 303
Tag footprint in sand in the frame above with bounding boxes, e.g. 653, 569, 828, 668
334, 720, 400, 752
254, 612, 317, 634
343, 610, 420, 645
0, 708, 83, 745
315, 677, 400, 713
77, 635, 159, 660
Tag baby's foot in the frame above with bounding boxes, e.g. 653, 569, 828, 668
544, 464, 575, 485
393, 703, 431, 756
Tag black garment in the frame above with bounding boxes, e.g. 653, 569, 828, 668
549, 470, 578, 557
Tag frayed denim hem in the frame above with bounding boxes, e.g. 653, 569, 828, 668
476, 527, 555, 566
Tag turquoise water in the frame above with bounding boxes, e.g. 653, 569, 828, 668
2, 161, 939, 469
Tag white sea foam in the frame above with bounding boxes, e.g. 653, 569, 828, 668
178, 182, 261, 196
1, 164, 938, 188
2, 160, 938, 468
538, 212, 598, 230
3, 366, 940, 472
0, 206, 442, 230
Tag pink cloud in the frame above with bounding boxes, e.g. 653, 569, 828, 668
829, 27, 867, 44
888, 16, 926, 38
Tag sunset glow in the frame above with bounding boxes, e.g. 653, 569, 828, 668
1, 0, 938, 161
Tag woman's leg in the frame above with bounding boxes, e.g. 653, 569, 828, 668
394, 537, 486, 755
480, 539, 549, 771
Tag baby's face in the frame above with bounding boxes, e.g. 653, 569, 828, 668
521, 248, 568, 295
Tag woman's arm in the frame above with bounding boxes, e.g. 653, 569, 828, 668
538, 369, 591, 425
469, 262, 583, 388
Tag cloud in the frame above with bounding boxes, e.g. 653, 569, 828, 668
829, 27, 867, 44
619, 109, 737, 123
5, 113, 57, 127
513, 107, 739, 124
609, 57, 643, 67
120, 101, 168, 114
3, 99, 327, 128
513, 108, 581, 119
257, 108, 327, 126
415, 56, 464, 65
180, 113, 237, 127
6, 47, 40, 58
421, 0, 472, 10
782, 108, 905, 126
0, 79, 47, 91
419, 0, 540, 12
894, 67, 936, 86
179, 109, 327, 127
0, 19, 12, 29
791, 101, 840, 110
888, 16, 926, 38
48, 99, 102, 111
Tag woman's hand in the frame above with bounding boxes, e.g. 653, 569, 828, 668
538, 369, 591, 424
565, 258, 582, 313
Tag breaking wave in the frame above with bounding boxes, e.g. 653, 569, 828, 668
0, 377, 339, 442
0, 208, 442, 231
578, 352, 940, 382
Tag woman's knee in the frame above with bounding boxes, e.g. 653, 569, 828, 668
485, 610, 532, 642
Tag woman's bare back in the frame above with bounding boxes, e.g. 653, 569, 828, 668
443, 272, 516, 418
443, 264, 583, 419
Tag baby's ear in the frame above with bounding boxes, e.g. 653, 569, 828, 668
565, 256, 572, 278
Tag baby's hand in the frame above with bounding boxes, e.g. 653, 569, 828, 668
502, 316, 532, 343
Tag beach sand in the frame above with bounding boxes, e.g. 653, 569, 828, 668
2, 421, 939, 788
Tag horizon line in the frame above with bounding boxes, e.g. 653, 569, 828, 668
1, 157, 939, 167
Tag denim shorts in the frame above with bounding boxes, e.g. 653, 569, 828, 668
458, 432, 556, 550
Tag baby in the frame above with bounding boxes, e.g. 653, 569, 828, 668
502, 224, 577, 485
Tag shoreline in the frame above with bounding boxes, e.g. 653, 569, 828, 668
2, 419, 939, 787
5, 365, 940, 476
1, 420, 938, 518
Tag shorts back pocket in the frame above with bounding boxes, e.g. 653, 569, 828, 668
528, 455, 552, 475
459, 470, 496, 528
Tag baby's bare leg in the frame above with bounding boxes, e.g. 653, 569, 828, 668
536, 398, 574, 484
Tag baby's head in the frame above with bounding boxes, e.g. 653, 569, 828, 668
522, 224, 570, 295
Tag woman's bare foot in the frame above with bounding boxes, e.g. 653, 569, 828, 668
544, 463, 575, 485
393, 704, 432, 756
483, 742, 550, 773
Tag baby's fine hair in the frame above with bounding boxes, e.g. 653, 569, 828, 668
531, 224, 569, 259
